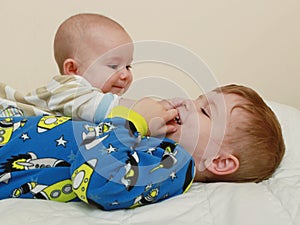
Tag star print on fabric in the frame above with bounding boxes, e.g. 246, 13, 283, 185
169, 171, 177, 181
146, 147, 156, 155
20, 133, 30, 142
67, 150, 76, 162
105, 144, 117, 154
55, 135, 68, 148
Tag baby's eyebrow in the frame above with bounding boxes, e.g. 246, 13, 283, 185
198, 94, 211, 104
105, 56, 122, 62
197, 94, 206, 100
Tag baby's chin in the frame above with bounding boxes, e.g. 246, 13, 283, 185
110, 87, 125, 95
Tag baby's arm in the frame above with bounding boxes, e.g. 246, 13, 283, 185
25, 75, 179, 136
25, 75, 118, 121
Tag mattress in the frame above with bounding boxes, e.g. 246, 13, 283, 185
1, 101, 299, 225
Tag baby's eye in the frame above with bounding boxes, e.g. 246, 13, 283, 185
108, 65, 118, 70
201, 108, 210, 118
126, 65, 132, 70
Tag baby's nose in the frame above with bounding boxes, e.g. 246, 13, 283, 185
119, 68, 131, 79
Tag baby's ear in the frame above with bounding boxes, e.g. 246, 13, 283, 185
63, 58, 79, 75
204, 153, 239, 175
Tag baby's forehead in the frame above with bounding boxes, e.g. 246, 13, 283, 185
199, 91, 246, 103
198, 92, 249, 119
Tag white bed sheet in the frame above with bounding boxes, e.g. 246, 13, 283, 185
1, 101, 299, 225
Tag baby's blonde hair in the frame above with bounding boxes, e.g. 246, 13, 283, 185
209, 84, 285, 182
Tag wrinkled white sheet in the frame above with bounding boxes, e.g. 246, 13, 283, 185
1, 101, 299, 225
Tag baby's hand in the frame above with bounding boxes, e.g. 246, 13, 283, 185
131, 97, 178, 137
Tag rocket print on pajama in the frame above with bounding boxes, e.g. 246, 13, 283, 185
0, 115, 194, 210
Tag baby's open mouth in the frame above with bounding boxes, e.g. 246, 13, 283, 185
174, 116, 181, 125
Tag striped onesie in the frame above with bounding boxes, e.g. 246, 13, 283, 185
0, 75, 120, 122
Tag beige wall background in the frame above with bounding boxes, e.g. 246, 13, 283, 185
0, 0, 299, 109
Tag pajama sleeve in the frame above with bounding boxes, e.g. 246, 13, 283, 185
70, 108, 195, 210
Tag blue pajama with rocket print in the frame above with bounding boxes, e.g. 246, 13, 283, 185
0, 115, 194, 210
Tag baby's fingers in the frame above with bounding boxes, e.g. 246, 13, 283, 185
164, 124, 177, 134
161, 108, 178, 122
148, 117, 166, 137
